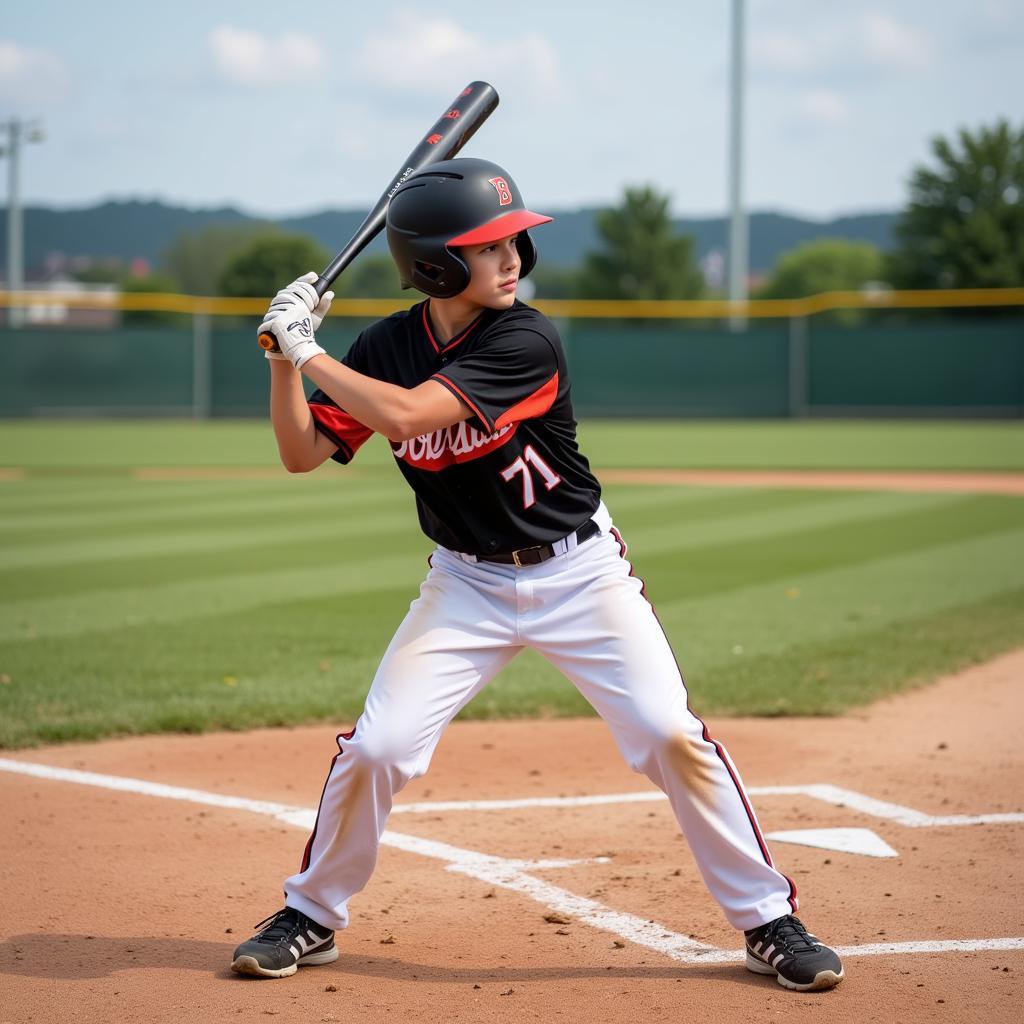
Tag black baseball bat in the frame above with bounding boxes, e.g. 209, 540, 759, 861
259, 81, 499, 351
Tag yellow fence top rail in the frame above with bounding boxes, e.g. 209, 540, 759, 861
1, 287, 1023, 319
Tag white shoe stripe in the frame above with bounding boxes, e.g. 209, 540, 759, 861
772, 953, 786, 968
764, 943, 776, 959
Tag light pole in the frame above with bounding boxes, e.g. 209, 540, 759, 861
727, 0, 748, 331
1, 117, 45, 328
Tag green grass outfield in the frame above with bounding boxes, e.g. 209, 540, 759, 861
1, 419, 1022, 748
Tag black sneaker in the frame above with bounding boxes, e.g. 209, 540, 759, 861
744, 915, 844, 991
231, 907, 338, 979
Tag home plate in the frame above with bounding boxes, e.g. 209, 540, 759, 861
766, 827, 899, 858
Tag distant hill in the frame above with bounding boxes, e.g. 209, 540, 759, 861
5, 199, 899, 278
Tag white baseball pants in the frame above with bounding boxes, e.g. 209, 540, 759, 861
284, 503, 797, 933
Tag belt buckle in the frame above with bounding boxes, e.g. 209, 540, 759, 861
512, 545, 543, 568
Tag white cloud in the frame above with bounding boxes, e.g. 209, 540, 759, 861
208, 26, 325, 87
354, 9, 561, 98
860, 12, 934, 70
0, 40, 70, 104
798, 89, 848, 125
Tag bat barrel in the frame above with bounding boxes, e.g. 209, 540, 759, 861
263, 81, 500, 340
315, 82, 499, 294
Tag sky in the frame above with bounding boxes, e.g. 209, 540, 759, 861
1, 1, 1022, 219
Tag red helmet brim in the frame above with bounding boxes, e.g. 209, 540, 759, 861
447, 210, 553, 246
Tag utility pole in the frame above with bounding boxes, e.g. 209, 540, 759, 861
1, 117, 45, 328
727, 0, 748, 331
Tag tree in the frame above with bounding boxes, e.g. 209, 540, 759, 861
888, 120, 1024, 289
576, 186, 704, 300
526, 263, 579, 300
758, 239, 884, 299
72, 258, 126, 284
120, 272, 188, 325
162, 223, 272, 295
219, 233, 330, 298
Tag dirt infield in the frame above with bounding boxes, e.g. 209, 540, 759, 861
1, 651, 1022, 1024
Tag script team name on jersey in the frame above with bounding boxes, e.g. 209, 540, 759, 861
391, 421, 518, 471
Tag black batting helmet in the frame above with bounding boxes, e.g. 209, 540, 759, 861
386, 158, 553, 298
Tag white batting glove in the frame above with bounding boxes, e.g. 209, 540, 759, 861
259, 272, 335, 369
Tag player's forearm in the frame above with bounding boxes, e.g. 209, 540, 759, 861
268, 360, 327, 472
300, 354, 423, 440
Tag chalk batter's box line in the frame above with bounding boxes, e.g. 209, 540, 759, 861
1, 758, 1022, 966
389, 784, 1024, 828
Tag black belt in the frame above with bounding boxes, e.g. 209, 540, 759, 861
481, 519, 600, 567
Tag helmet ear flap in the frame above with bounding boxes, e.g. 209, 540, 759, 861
443, 252, 472, 298
516, 230, 538, 279
410, 252, 470, 299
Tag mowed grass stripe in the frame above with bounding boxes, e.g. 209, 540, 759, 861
4, 583, 1021, 746
606, 490, 967, 559
469, 586, 1024, 721
0, 489, 953, 593
0, 545, 431, 644
0, 470, 758, 538
0, 586, 413, 748
0, 476, 299, 514
0, 510, 429, 602
608, 486, 841, 531
596, 484, 769, 515
0, 422, 398, 469
6, 509, 1020, 653
0, 507, 418, 570
687, 587, 1024, 715
0, 457, 395, 512
624, 495, 1024, 601
4, 492, 1020, 627
2, 522, 1021, 745
0, 480, 822, 554
651, 526, 1024, 670
0, 476, 406, 538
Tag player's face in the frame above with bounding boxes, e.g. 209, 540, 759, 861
459, 234, 522, 310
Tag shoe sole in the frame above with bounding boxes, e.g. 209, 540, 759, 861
745, 950, 844, 991
231, 944, 339, 979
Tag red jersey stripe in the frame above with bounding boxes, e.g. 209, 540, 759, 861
420, 302, 441, 353
494, 371, 559, 430
310, 402, 374, 460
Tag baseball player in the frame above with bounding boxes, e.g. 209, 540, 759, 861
230, 158, 844, 992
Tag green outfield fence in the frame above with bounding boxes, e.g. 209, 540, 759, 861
1, 288, 1022, 418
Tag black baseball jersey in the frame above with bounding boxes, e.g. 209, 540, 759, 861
307, 299, 601, 557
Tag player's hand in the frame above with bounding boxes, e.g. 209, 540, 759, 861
259, 272, 335, 369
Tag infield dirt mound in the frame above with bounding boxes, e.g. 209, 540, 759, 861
1, 651, 1022, 1024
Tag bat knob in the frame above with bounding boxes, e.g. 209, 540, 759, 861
258, 332, 280, 352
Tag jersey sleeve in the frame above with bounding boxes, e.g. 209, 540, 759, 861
307, 333, 374, 465
431, 327, 560, 435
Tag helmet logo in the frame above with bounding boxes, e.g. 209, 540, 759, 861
488, 176, 513, 206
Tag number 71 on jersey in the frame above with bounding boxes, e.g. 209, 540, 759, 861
500, 445, 562, 509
